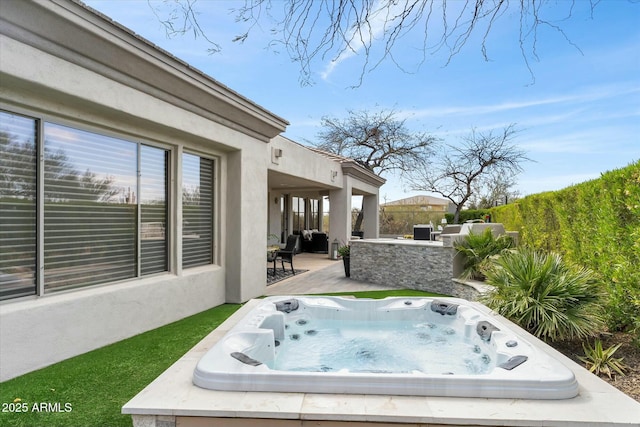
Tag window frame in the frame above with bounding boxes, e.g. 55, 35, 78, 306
0, 110, 40, 300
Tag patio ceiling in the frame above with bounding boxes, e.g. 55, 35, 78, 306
268, 169, 375, 196
268, 170, 337, 194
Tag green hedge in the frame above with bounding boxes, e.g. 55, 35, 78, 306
445, 209, 491, 224
490, 160, 640, 331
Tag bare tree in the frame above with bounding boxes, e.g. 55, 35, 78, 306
0, 132, 119, 203
468, 172, 521, 209
0, 131, 35, 199
312, 108, 436, 230
77, 170, 120, 203
152, 0, 603, 85
406, 124, 530, 223
312, 109, 436, 174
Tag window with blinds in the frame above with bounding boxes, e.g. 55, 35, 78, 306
0, 111, 38, 300
141, 146, 168, 276
43, 123, 138, 291
182, 153, 213, 268
0, 111, 170, 300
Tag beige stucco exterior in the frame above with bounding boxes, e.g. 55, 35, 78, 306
0, 0, 383, 381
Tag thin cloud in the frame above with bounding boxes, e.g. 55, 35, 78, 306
320, 0, 407, 80
520, 127, 639, 155
396, 85, 640, 120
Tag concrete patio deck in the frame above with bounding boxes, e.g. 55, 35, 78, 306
264, 252, 400, 296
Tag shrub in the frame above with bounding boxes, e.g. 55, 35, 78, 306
445, 209, 490, 224
482, 247, 606, 342
454, 229, 514, 281
608, 279, 640, 342
579, 340, 627, 379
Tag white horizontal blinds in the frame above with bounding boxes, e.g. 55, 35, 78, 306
0, 111, 37, 300
182, 153, 213, 268
43, 123, 137, 291
140, 145, 168, 275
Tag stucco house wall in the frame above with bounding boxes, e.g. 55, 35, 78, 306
0, 0, 384, 382
0, 0, 286, 381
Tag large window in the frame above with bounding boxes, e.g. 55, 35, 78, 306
0, 111, 169, 300
182, 153, 213, 268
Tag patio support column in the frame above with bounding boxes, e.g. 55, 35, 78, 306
329, 176, 352, 246
225, 149, 268, 303
362, 193, 380, 239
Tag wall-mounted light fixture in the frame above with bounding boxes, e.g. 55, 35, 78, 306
271, 147, 283, 165
331, 170, 338, 182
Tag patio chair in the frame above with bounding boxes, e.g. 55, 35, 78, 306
276, 235, 298, 275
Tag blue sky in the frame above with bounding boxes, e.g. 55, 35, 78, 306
84, 0, 639, 202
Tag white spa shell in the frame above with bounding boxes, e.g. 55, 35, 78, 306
193, 296, 579, 399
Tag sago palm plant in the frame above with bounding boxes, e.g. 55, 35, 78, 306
481, 247, 606, 342
454, 228, 514, 281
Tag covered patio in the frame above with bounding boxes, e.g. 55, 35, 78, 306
267, 137, 386, 251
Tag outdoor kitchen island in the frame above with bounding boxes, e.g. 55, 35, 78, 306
349, 237, 490, 299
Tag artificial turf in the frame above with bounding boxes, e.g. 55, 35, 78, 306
0, 303, 241, 427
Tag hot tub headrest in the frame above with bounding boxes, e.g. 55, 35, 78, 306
275, 298, 299, 313
430, 300, 459, 316
476, 321, 500, 341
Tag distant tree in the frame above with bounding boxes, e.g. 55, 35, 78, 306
153, 0, 605, 85
76, 170, 120, 203
468, 173, 521, 209
43, 150, 120, 203
0, 132, 119, 203
0, 131, 35, 199
312, 109, 436, 174
182, 185, 201, 204
407, 124, 530, 223
311, 108, 436, 230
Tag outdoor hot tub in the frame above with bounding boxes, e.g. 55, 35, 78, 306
193, 296, 579, 399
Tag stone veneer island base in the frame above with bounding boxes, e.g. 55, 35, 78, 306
349, 238, 488, 299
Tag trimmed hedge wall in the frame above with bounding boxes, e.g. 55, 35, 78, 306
490, 160, 640, 331
445, 209, 491, 224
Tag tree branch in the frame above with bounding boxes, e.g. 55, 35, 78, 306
152, 0, 606, 86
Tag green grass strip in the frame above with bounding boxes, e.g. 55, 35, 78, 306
0, 290, 442, 427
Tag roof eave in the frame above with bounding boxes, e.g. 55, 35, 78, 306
1, 0, 288, 141
340, 161, 386, 188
